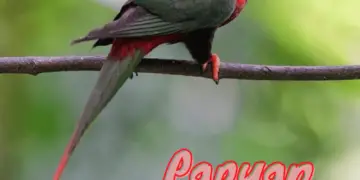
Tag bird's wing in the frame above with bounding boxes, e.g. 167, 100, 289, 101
72, 0, 236, 44
134, 0, 236, 28
133, 0, 206, 22
72, 2, 191, 44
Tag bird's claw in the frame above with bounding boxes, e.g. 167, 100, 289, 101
129, 71, 139, 80
201, 54, 220, 84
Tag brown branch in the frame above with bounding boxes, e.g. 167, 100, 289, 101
0, 56, 360, 81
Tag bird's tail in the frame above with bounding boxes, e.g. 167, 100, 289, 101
53, 49, 144, 180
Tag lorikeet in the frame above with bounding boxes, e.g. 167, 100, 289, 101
53, 0, 247, 179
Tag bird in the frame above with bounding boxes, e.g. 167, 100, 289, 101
53, 0, 247, 179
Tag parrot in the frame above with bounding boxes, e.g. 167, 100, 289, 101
53, 0, 248, 179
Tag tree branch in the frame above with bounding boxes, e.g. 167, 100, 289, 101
0, 56, 360, 81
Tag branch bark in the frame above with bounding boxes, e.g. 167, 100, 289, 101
0, 56, 360, 81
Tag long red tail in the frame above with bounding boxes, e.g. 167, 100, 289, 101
53, 128, 80, 180
53, 35, 180, 180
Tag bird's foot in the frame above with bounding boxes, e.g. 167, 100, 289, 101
129, 71, 139, 80
201, 54, 221, 84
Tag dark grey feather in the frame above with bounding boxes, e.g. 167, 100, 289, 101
72, 0, 237, 44
93, 0, 137, 47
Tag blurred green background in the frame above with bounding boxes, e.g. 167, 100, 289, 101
1, 0, 360, 179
